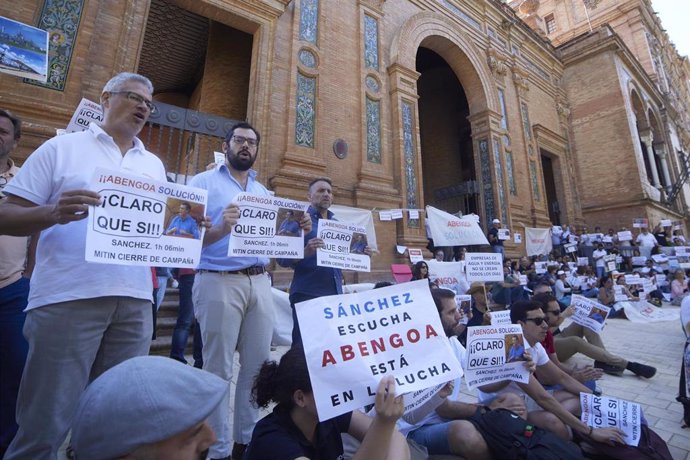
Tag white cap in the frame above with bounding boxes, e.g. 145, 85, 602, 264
492, 219, 500, 224
557, 270, 565, 275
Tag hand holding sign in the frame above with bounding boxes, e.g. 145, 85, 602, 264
305, 237, 325, 257
54, 189, 102, 224
373, 376, 405, 425
222, 203, 241, 234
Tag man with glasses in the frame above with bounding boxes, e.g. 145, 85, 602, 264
0, 72, 166, 459
477, 300, 625, 444
190, 122, 310, 460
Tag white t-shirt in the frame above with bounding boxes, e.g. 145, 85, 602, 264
4, 124, 166, 310
592, 249, 607, 268
477, 341, 549, 404
636, 232, 657, 248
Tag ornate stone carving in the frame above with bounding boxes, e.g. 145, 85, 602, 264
512, 66, 530, 96
487, 48, 508, 79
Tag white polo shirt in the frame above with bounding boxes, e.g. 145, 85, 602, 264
4, 124, 166, 310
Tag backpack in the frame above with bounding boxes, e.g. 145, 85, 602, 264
677, 337, 690, 427
579, 424, 673, 460
467, 407, 583, 460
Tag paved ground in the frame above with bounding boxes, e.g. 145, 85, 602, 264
58, 306, 690, 459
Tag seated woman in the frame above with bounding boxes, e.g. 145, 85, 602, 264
597, 275, 631, 318
671, 270, 688, 306
410, 261, 437, 288
244, 347, 410, 460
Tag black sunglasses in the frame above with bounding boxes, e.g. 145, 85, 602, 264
523, 317, 546, 326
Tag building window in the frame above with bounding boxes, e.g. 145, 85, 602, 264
363, 15, 379, 71
365, 97, 381, 163
545, 14, 556, 34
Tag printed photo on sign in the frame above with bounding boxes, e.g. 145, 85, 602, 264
85, 168, 207, 268
569, 295, 610, 332
228, 193, 308, 259
632, 218, 648, 228
498, 228, 510, 240
617, 231, 632, 242
464, 253, 503, 283
514, 232, 522, 244
0, 16, 48, 82
294, 280, 464, 421
316, 219, 371, 272
455, 294, 472, 325
66, 98, 104, 133
464, 325, 530, 389
428, 260, 468, 294
580, 394, 641, 447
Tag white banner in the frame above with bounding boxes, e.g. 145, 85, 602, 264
455, 294, 472, 325
228, 193, 308, 259
85, 168, 206, 268
621, 301, 681, 323
617, 231, 633, 242
427, 260, 469, 294
316, 219, 371, 272
66, 98, 103, 133
525, 227, 553, 256
464, 253, 504, 283
426, 206, 489, 246
465, 325, 531, 389
490, 310, 512, 326
570, 295, 610, 332
296, 280, 464, 421
580, 394, 641, 446
330, 204, 378, 251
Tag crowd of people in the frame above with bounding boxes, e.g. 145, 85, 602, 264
0, 72, 679, 460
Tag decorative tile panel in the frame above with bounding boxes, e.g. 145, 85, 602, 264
479, 138, 495, 224
439, 0, 482, 31
365, 75, 380, 93
505, 150, 517, 196
402, 102, 419, 224
498, 89, 508, 130
298, 48, 316, 68
363, 15, 379, 71
493, 137, 508, 224
521, 102, 532, 141
25, 0, 85, 91
366, 96, 381, 163
299, 0, 319, 45
529, 160, 540, 201
295, 73, 316, 148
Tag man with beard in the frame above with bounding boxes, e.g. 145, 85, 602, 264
0, 73, 166, 459
190, 122, 310, 460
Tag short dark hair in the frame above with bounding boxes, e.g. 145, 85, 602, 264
251, 346, 311, 410
374, 281, 394, 289
308, 177, 332, 191
431, 288, 455, 314
179, 201, 191, 211
532, 293, 557, 312
510, 300, 543, 323
224, 121, 260, 145
0, 109, 21, 140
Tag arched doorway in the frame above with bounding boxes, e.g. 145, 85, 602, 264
416, 47, 477, 217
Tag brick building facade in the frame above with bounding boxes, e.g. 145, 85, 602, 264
1, 0, 688, 284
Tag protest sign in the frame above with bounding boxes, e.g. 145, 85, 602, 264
490, 310, 512, 326
408, 248, 423, 263
525, 228, 553, 256
624, 274, 642, 286
464, 325, 530, 389
330, 204, 378, 251
651, 254, 668, 263
577, 257, 589, 266
455, 294, 471, 325
379, 210, 392, 221
632, 218, 648, 228
602, 235, 613, 243
498, 229, 510, 240
514, 232, 522, 244
676, 246, 690, 256
621, 301, 680, 323
518, 274, 527, 286
227, 193, 308, 259
391, 209, 404, 220
632, 256, 647, 266
580, 394, 641, 446
66, 98, 103, 133
464, 253, 503, 283
316, 219, 370, 272
426, 206, 489, 246
613, 285, 628, 302
428, 260, 469, 294
660, 219, 672, 227
85, 168, 207, 268
400, 383, 446, 425
295, 280, 464, 421
570, 295, 610, 332
535, 261, 548, 274
603, 254, 617, 272
564, 242, 577, 253
409, 209, 419, 220
213, 151, 225, 165
617, 231, 633, 242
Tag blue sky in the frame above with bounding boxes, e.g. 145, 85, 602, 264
652, 0, 690, 57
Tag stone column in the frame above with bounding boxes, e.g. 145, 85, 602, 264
654, 142, 673, 191
639, 130, 661, 188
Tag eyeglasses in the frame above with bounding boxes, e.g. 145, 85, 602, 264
110, 91, 157, 113
523, 317, 546, 326
231, 135, 258, 147
546, 310, 560, 316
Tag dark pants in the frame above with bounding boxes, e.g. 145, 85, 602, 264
170, 274, 203, 367
289, 292, 320, 348
0, 277, 29, 456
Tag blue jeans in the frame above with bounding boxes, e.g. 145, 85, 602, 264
596, 266, 605, 279
0, 277, 29, 456
170, 274, 203, 366
289, 292, 319, 348
492, 245, 505, 255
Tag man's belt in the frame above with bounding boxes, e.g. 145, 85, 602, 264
198, 266, 266, 276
